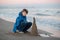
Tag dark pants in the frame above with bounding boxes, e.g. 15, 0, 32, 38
17, 22, 32, 32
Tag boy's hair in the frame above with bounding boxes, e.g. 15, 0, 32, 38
22, 9, 28, 14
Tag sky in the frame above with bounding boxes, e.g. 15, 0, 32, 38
0, 0, 60, 5
0, 0, 60, 8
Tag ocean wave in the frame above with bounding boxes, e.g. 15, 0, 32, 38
35, 13, 51, 16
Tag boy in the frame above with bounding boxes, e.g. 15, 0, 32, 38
13, 9, 32, 33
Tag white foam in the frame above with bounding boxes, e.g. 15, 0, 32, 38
0, 16, 15, 22
39, 34, 50, 37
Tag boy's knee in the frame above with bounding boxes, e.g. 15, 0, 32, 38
28, 22, 32, 25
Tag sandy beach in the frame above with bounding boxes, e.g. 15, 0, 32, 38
0, 18, 60, 40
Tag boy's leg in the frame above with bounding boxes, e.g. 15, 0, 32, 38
23, 22, 32, 32
18, 22, 26, 31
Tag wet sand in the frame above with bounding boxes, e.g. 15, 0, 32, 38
0, 18, 60, 40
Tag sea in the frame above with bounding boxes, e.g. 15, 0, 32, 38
0, 8, 60, 30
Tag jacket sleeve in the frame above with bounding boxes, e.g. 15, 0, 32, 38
23, 17, 27, 23
15, 16, 23, 26
13, 16, 20, 32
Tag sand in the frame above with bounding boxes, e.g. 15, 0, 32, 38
0, 18, 60, 40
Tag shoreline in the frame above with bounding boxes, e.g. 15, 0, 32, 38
0, 18, 60, 38
38, 26, 60, 38
0, 18, 60, 40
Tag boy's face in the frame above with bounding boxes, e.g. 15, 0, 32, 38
22, 11, 27, 16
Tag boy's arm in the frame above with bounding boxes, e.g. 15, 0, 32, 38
22, 16, 27, 23
16, 16, 23, 26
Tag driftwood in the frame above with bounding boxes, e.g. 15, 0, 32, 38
31, 17, 39, 36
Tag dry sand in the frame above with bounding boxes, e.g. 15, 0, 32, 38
0, 18, 60, 40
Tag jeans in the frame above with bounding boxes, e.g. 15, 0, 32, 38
17, 22, 32, 32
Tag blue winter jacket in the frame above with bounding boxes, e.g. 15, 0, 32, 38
13, 12, 27, 32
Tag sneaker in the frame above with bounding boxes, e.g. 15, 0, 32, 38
19, 31, 24, 33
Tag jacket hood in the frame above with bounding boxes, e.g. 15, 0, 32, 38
19, 12, 26, 17
19, 12, 22, 16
